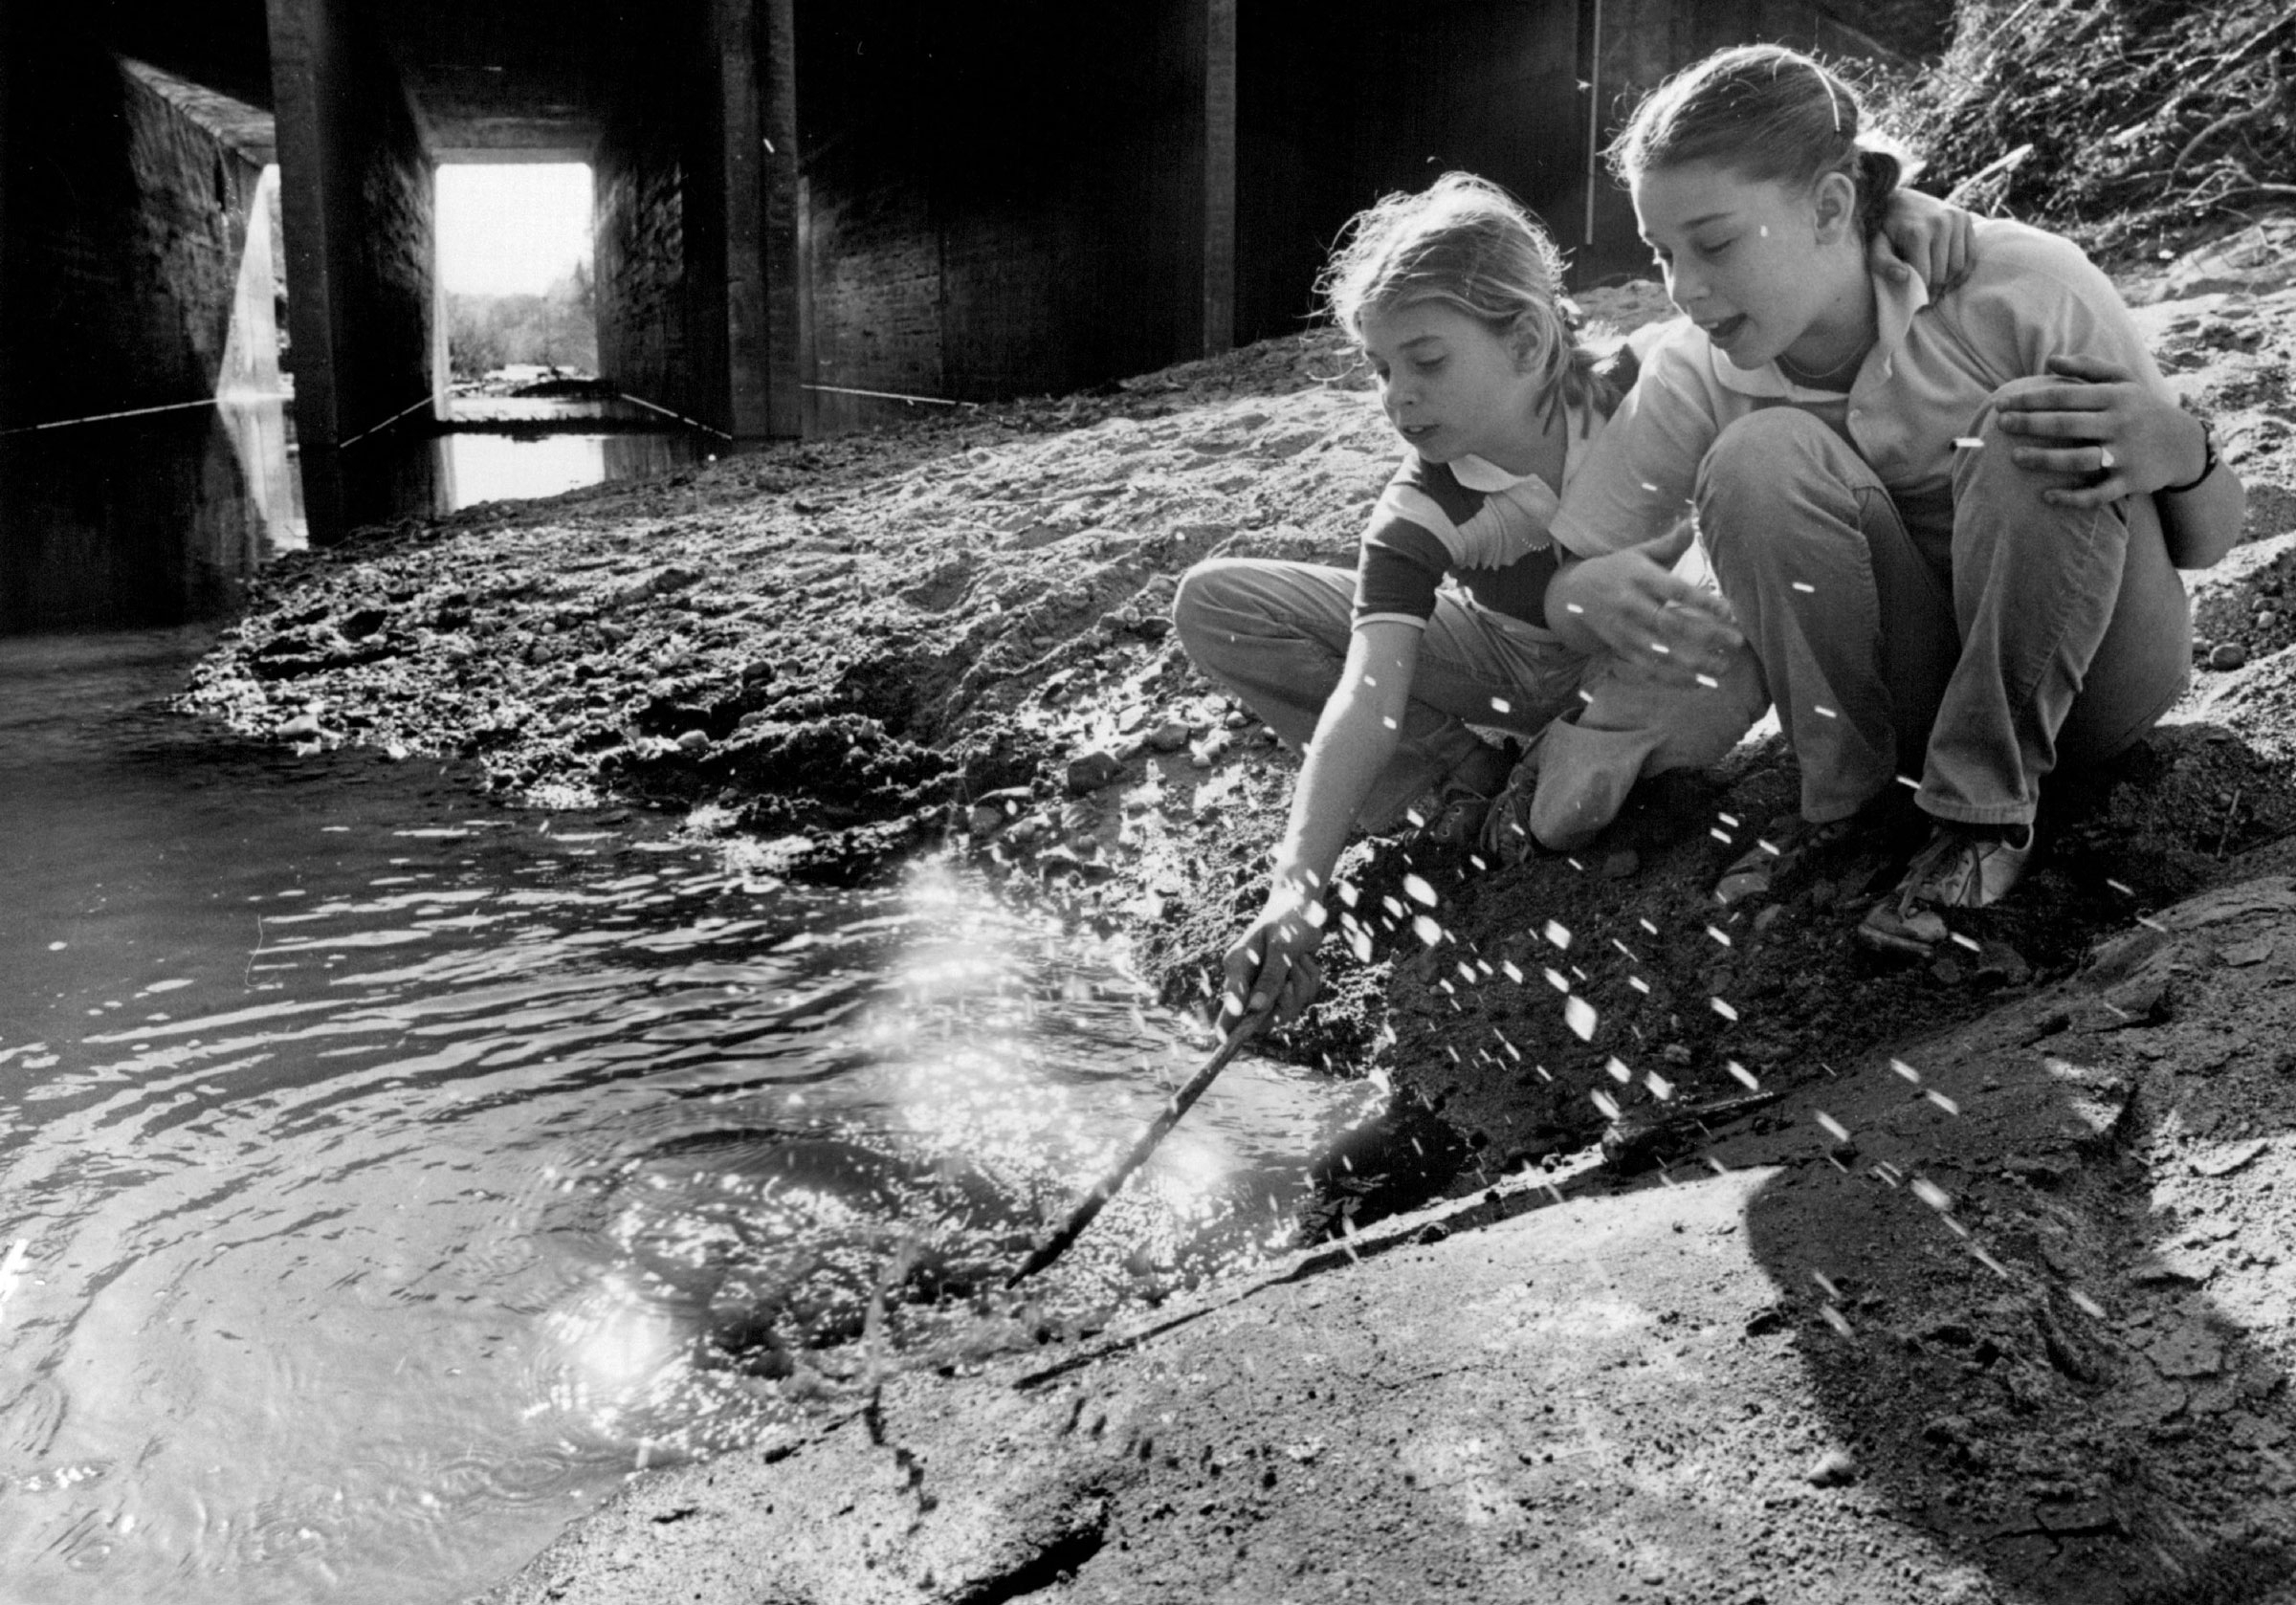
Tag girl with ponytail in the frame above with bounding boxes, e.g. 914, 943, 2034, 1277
1549, 45, 2245, 958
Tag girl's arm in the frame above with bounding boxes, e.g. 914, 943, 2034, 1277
1994, 353, 2245, 568
1220, 621, 1421, 1025
1543, 527, 1744, 687
1870, 186, 1977, 292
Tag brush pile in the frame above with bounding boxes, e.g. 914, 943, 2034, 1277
1897, 0, 2296, 258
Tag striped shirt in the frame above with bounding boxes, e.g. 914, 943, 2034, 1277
1352, 354, 1635, 633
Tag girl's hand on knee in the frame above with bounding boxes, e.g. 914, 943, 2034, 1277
1549, 551, 1743, 689
1870, 187, 1976, 293
1220, 892, 1324, 1028
1994, 355, 2209, 509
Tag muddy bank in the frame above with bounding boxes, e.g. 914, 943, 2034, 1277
480, 860, 2296, 1605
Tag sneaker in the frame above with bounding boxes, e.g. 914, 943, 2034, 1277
1414, 786, 1492, 849
1857, 824, 2033, 957
1713, 814, 1858, 907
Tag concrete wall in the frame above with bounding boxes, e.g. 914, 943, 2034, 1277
1234, 0, 1584, 344
793, 0, 1231, 431
267, 0, 439, 535
593, 0, 740, 436
0, 30, 285, 628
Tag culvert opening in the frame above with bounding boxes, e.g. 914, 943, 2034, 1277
432, 161, 702, 510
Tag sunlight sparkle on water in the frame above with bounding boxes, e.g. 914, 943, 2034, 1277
1564, 996, 1598, 1041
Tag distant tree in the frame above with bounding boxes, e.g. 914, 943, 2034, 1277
446, 261, 598, 378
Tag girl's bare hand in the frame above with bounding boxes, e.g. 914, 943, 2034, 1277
1219, 891, 1324, 1028
1547, 549, 1743, 689
1995, 354, 2210, 509
1870, 187, 1976, 293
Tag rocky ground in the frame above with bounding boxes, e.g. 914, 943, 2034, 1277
178, 231, 2296, 1603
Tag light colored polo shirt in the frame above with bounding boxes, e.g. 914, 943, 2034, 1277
1549, 218, 2173, 556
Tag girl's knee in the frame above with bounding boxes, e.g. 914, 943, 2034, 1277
1172, 559, 1247, 643
1957, 377, 2091, 502
1695, 411, 1863, 578
1697, 410, 1847, 523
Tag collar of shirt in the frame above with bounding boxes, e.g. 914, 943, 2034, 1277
1434, 398, 1601, 495
1696, 264, 1932, 402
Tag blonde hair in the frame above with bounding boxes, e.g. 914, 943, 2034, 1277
1318, 172, 1612, 421
1608, 45, 1915, 239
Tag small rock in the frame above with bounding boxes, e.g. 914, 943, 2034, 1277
1224, 711, 1249, 731
1190, 731, 1232, 769
1037, 844, 1086, 877
1007, 813, 1052, 846
1922, 1413, 1972, 1445
1147, 721, 1190, 752
1804, 1447, 1857, 1486
339, 605, 388, 640
675, 729, 712, 754
740, 659, 776, 685
1065, 750, 1126, 795
277, 713, 325, 739
2209, 642, 2248, 671
966, 802, 1005, 836
1975, 940, 2032, 987
2148, 1323, 2224, 1379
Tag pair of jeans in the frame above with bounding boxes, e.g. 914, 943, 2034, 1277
1696, 385, 2192, 828
1171, 557, 1766, 850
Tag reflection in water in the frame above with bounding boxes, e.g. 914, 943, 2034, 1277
214, 166, 307, 558
432, 428, 703, 513
0, 633, 1364, 1604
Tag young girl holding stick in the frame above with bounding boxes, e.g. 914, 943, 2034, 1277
1550, 45, 2243, 958
1178, 171, 1971, 1025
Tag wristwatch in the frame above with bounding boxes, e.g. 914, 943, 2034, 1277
2162, 415, 2218, 495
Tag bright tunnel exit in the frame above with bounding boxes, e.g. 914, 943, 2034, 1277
430, 162, 699, 511
436, 163, 599, 384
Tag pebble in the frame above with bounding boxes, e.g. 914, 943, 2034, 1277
1065, 750, 1126, 794
1804, 1448, 1857, 1486
2209, 642, 2247, 671
675, 729, 712, 754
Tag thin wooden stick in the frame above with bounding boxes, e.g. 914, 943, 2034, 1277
1006, 1013, 1266, 1287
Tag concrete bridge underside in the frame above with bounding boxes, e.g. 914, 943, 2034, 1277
1, 0, 1911, 628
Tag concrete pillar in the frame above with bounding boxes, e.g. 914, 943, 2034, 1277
0, 0, 12, 433
758, 0, 804, 438
714, 0, 772, 440
265, 0, 439, 541
1201, 0, 1237, 359
264, 0, 346, 538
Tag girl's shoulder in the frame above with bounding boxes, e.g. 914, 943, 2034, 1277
1952, 218, 2120, 308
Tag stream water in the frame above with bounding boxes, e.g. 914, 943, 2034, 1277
0, 630, 1366, 1604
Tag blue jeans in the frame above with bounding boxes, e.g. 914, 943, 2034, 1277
1696, 388, 2191, 828
1171, 557, 1766, 850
